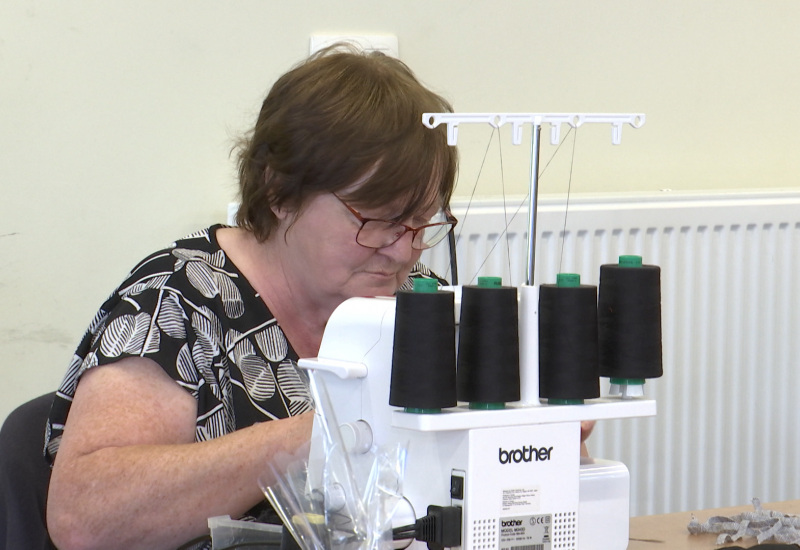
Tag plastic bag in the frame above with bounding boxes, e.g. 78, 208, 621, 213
259, 371, 408, 550
207, 515, 283, 549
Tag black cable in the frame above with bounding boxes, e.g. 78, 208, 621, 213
175, 534, 212, 550
175, 532, 284, 550
391, 505, 461, 547
392, 526, 417, 540
216, 542, 282, 549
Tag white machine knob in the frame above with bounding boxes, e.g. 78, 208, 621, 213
339, 420, 373, 454
324, 482, 347, 513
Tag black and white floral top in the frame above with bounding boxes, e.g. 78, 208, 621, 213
44, 224, 445, 532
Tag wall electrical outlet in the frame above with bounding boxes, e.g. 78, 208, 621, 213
309, 34, 399, 57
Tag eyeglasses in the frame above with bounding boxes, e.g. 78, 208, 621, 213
334, 194, 457, 250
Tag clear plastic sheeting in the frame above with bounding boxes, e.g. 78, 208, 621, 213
208, 515, 283, 549
688, 498, 800, 545
260, 371, 409, 550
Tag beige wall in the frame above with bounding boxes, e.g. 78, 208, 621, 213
2, 1, 799, 421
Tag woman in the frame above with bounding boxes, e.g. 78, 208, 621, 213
45, 45, 458, 550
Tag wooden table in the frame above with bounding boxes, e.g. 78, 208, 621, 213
628, 500, 800, 549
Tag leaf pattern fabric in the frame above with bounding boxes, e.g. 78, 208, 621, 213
45, 226, 315, 466
43, 224, 446, 546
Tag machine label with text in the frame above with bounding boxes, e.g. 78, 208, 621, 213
501, 486, 540, 512
498, 513, 551, 550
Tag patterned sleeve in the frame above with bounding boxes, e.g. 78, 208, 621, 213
399, 261, 450, 291
46, 227, 314, 465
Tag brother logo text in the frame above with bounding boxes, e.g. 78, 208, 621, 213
498, 445, 553, 464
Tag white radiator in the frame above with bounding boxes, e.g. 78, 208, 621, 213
422, 189, 800, 517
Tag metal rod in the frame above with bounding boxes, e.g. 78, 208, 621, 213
446, 229, 459, 285
526, 123, 542, 286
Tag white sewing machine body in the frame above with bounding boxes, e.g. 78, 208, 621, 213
298, 290, 656, 550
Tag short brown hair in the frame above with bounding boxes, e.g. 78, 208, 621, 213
235, 44, 458, 241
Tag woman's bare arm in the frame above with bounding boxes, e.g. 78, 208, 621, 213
47, 356, 312, 550
580, 420, 596, 458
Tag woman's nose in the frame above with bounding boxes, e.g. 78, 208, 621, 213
379, 230, 417, 262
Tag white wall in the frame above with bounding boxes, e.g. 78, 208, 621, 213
2, 1, 799, 448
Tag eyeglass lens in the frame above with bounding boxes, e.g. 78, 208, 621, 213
357, 220, 453, 250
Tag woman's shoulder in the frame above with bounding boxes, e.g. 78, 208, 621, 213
101, 225, 253, 322
118, 225, 230, 282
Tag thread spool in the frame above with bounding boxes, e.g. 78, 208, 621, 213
457, 276, 520, 409
538, 273, 600, 404
390, 278, 457, 413
598, 255, 662, 398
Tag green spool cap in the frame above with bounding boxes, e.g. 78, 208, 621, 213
469, 402, 506, 410
413, 278, 439, 293
405, 407, 442, 414
610, 378, 645, 385
477, 276, 503, 288
556, 273, 581, 287
619, 255, 643, 268
548, 398, 585, 405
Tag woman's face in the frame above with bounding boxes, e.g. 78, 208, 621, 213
279, 192, 434, 309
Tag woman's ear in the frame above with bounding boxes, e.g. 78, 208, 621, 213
271, 198, 301, 226
271, 202, 290, 220
264, 167, 290, 221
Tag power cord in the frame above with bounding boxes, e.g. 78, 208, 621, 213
180, 506, 463, 550
175, 535, 211, 549
175, 533, 285, 550
392, 505, 462, 550
720, 545, 800, 550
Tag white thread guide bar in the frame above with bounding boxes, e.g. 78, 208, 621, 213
422, 111, 646, 285
422, 112, 646, 146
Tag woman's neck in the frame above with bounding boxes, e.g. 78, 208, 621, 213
216, 227, 330, 358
